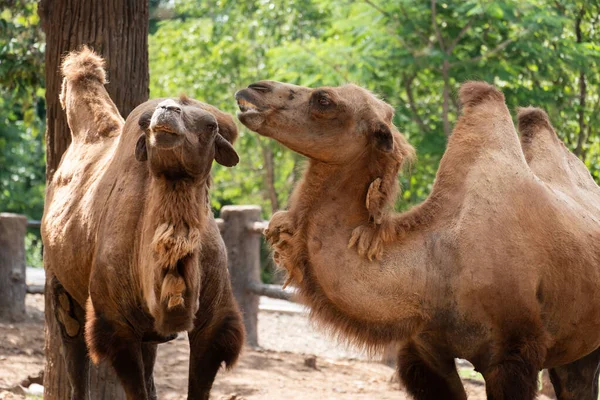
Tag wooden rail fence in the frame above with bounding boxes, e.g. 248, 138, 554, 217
0, 206, 294, 347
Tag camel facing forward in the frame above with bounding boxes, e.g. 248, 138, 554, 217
236, 80, 600, 399
43, 47, 243, 400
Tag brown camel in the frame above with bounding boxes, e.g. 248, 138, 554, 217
517, 107, 600, 400
235, 80, 600, 400
42, 47, 244, 400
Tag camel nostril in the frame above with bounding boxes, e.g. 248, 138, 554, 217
160, 105, 182, 113
248, 83, 272, 93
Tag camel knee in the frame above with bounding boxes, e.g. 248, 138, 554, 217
215, 312, 245, 368
485, 361, 540, 400
85, 300, 148, 399
188, 311, 244, 399
548, 348, 600, 400
191, 311, 244, 369
85, 299, 136, 364
484, 335, 546, 400
397, 343, 466, 400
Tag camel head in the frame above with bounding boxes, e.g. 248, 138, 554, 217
135, 96, 239, 179
236, 81, 412, 164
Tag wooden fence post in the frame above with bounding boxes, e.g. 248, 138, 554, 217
220, 205, 262, 347
0, 213, 27, 322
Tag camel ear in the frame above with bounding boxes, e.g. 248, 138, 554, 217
135, 134, 148, 162
371, 122, 394, 153
214, 134, 239, 167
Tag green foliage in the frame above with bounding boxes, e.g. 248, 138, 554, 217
149, 0, 600, 216
0, 0, 46, 266
4, 0, 600, 273
149, 0, 332, 217
0, 0, 46, 219
25, 230, 43, 267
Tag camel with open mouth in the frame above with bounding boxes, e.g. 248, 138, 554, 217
235, 80, 600, 399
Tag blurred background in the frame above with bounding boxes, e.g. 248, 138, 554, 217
2, 0, 600, 279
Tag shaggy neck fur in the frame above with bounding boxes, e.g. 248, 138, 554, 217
281, 140, 428, 351
144, 176, 209, 316
148, 178, 208, 266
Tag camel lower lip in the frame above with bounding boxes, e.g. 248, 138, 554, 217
237, 109, 266, 132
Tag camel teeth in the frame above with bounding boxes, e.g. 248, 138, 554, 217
238, 98, 258, 111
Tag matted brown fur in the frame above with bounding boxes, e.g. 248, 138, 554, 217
517, 107, 600, 398
42, 47, 243, 400
59, 46, 122, 139
236, 80, 600, 399
518, 106, 600, 212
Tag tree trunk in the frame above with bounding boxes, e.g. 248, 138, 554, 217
38, 0, 149, 398
220, 206, 262, 348
38, 0, 149, 178
0, 213, 27, 322
441, 60, 451, 137
574, 7, 587, 158
260, 141, 280, 214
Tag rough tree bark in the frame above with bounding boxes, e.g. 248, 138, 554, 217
260, 141, 280, 214
38, 0, 149, 398
574, 7, 587, 158
0, 213, 27, 322
220, 206, 262, 347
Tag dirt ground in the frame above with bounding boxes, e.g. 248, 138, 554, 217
0, 294, 551, 399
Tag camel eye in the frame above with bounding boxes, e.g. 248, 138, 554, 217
311, 91, 335, 113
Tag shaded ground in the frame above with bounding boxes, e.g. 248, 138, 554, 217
0, 294, 550, 399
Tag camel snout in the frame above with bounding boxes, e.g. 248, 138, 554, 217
158, 99, 182, 114
149, 101, 185, 147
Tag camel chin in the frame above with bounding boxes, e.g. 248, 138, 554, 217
236, 109, 266, 131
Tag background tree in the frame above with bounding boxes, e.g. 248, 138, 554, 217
0, 0, 45, 268
37, 0, 149, 398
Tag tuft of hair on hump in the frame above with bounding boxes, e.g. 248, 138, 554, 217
517, 107, 553, 138
179, 93, 192, 105
61, 45, 106, 83
459, 81, 504, 108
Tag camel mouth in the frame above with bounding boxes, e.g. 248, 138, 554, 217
237, 98, 259, 113
235, 89, 267, 113
150, 106, 184, 138
235, 89, 267, 131
151, 124, 178, 134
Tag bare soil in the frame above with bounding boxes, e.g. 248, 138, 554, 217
0, 294, 550, 399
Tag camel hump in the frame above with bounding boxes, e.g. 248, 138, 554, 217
59, 46, 123, 139
459, 81, 505, 108
61, 46, 106, 84
517, 107, 554, 139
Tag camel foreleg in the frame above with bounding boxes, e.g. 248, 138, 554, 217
548, 348, 600, 400
50, 277, 90, 400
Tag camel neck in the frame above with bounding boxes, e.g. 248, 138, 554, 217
144, 177, 209, 268
291, 158, 372, 226
284, 158, 429, 345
